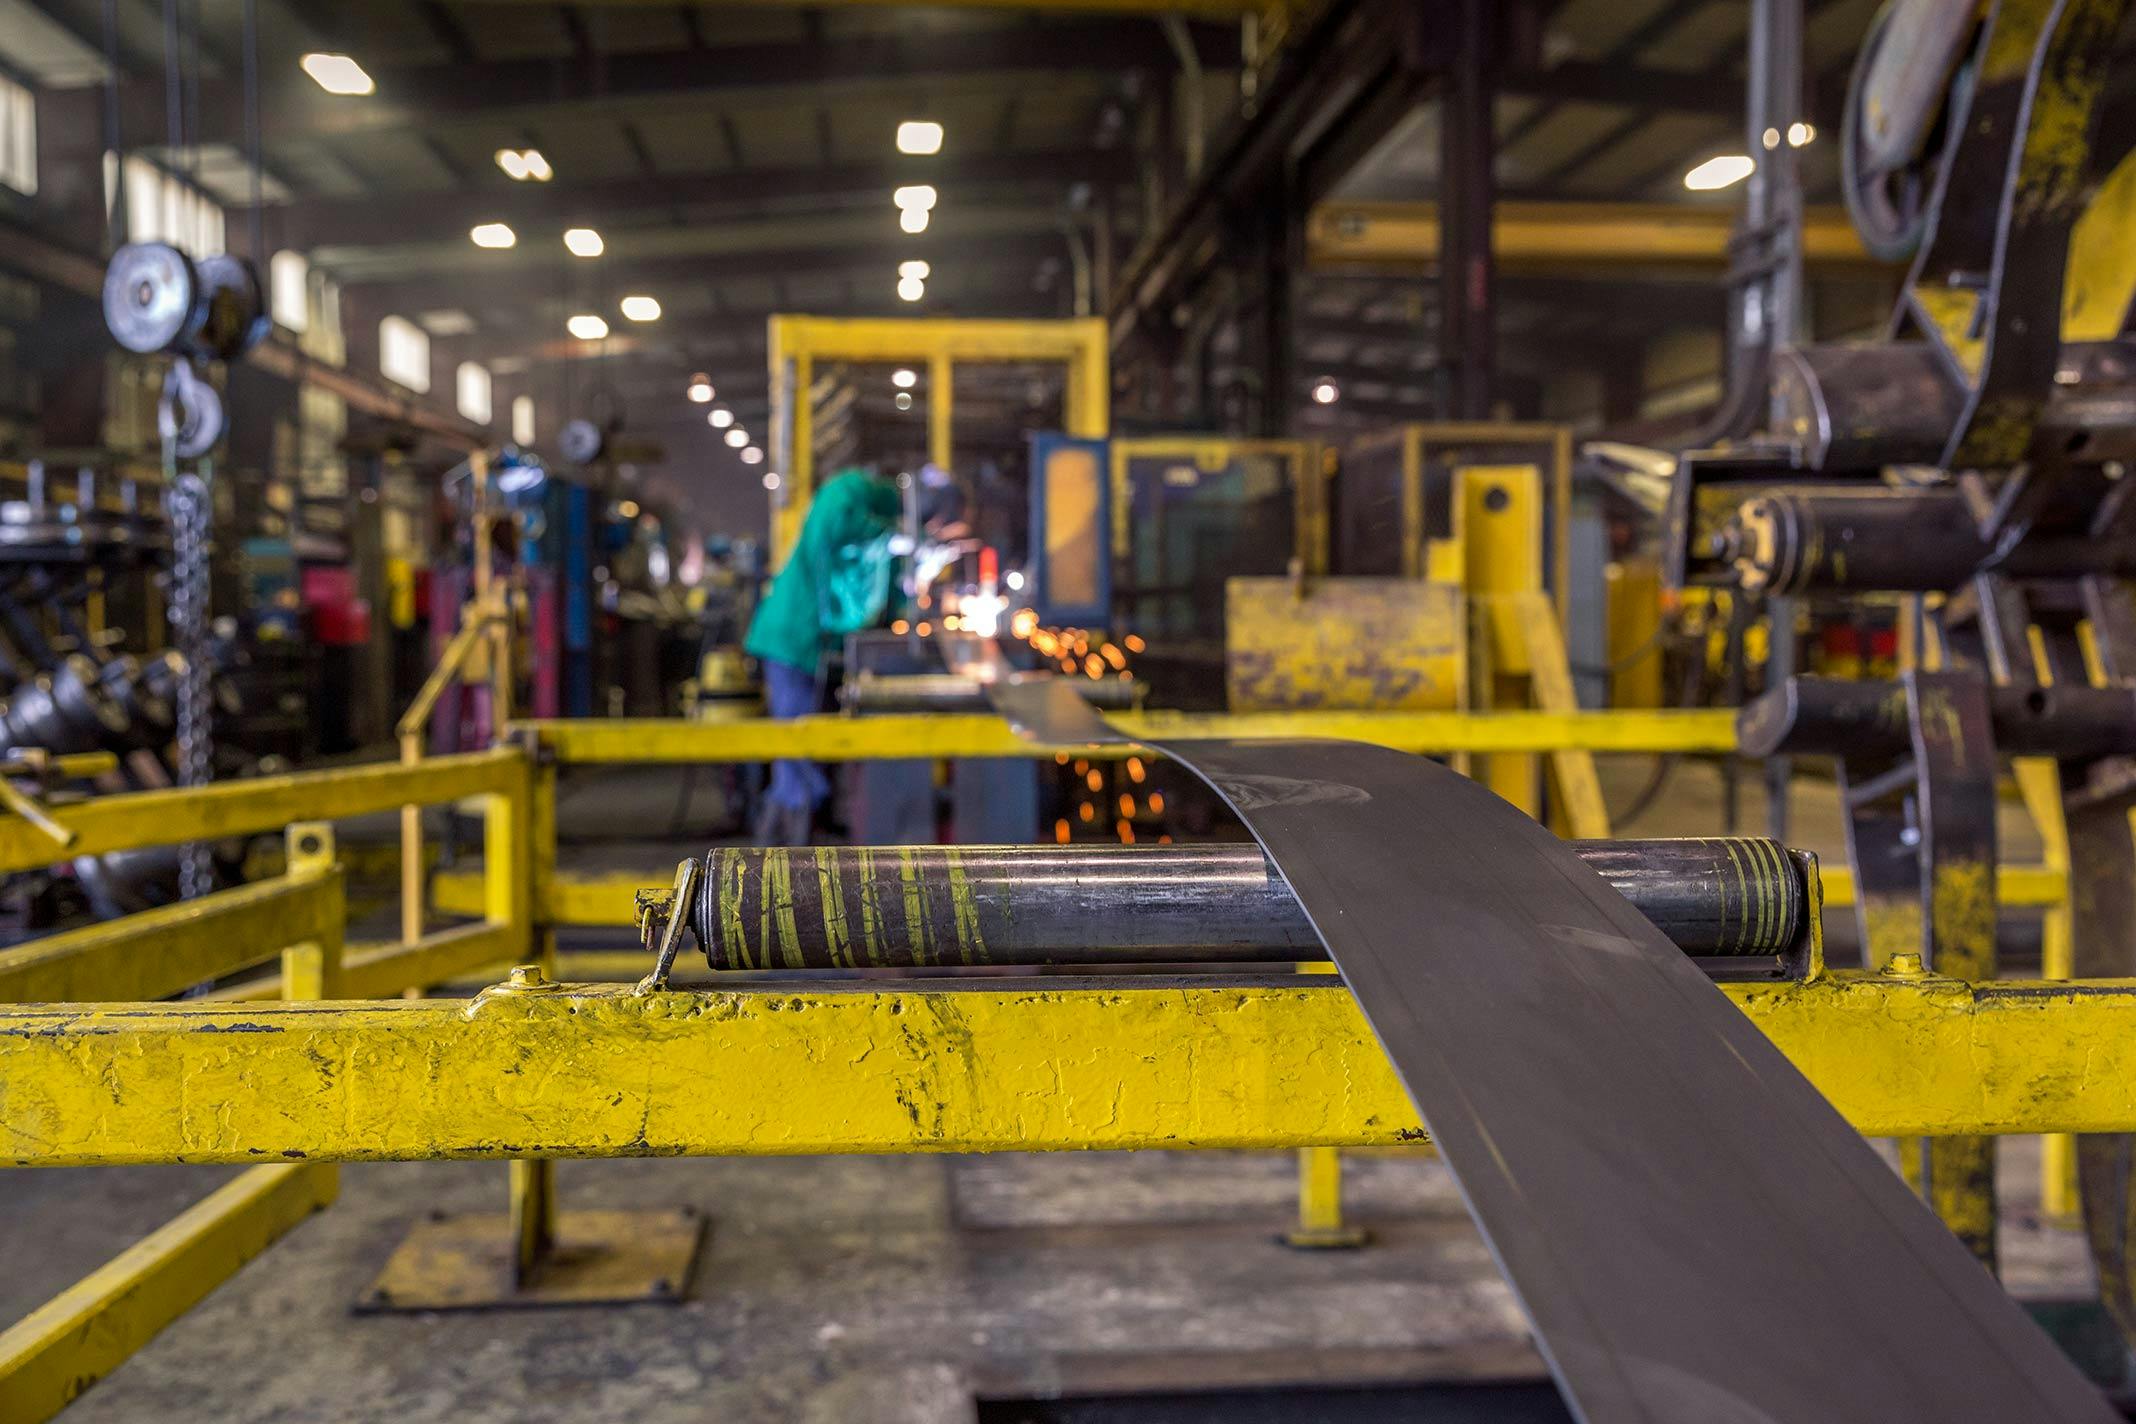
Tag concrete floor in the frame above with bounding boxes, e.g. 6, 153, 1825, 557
0, 759, 2107, 1421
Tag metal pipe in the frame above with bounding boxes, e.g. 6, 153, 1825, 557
841, 671, 1142, 714
689, 839, 1808, 971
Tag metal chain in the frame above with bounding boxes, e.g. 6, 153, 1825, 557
166, 460, 213, 898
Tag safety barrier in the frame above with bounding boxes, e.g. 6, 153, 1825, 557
0, 705, 2093, 1416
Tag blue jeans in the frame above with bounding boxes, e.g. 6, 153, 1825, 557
762, 658, 830, 813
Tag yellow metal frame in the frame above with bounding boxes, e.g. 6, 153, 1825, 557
765, 315, 1109, 564
0, 699, 2095, 1413
6, 972, 2136, 1166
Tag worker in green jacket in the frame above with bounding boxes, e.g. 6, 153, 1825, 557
744, 463, 964, 842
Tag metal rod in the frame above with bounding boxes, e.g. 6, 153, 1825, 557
690, 838, 1807, 970
840, 672, 1142, 714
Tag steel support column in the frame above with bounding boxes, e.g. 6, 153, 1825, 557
1438, 0, 1495, 420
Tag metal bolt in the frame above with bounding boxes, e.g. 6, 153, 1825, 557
1885, 952, 1927, 980
509, 963, 548, 989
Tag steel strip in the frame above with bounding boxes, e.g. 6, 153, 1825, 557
985, 677, 2112, 1423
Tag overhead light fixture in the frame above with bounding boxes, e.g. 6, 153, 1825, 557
899, 207, 930, 234
896, 120, 944, 156
892, 184, 938, 212
740, 446, 764, 465
894, 392, 913, 411
709, 407, 734, 428
725, 428, 749, 449
300, 53, 374, 96
1684, 154, 1755, 191
687, 375, 714, 403
892, 368, 917, 389
762, 471, 781, 491
469, 222, 516, 249
897, 275, 925, 302
1787, 121, 1815, 148
566, 313, 609, 340
617, 499, 641, 519
495, 148, 553, 181
899, 260, 931, 280
1311, 380, 1340, 405
620, 294, 661, 322
563, 227, 604, 257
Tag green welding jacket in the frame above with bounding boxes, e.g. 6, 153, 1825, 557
744, 468, 903, 671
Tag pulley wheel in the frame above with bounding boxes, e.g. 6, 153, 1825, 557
103, 243, 204, 355
159, 364, 224, 460
560, 418, 606, 465
194, 254, 270, 363
1841, 0, 1969, 264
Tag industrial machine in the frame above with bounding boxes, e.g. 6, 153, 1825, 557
1666, 0, 2136, 1321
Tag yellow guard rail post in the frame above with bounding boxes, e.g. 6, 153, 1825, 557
0, 824, 346, 1424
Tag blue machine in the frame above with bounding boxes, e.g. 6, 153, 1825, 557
1025, 433, 1110, 627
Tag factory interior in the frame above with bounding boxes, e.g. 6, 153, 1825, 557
15, 0, 2136, 1419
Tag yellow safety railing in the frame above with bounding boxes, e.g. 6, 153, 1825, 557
0, 695, 2092, 1414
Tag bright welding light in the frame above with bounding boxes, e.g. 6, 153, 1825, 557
897, 275, 926, 302
896, 120, 944, 155
300, 53, 374, 95
899, 206, 930, 234
899, 260, 931, 280
725, 428, 749, 448
740, 446, 764, 464
619, 294, 661, 322
893, 184, 938, 212
1684, 154, 1754, 191
469, 222, 516, 249
566, 313, 608, 340
563, 227, 605, 257
1311, 380, 1339, 405
962, 591, 1006, 639
892, 368, 918, 389
687, 376, 714, 403
709, 407, 734, 428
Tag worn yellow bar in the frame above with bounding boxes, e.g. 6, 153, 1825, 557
0, 1163, 336, 1421
520, 708, 1737, 764
0, 749, 523, 875
0, 869, 343, 1003
1819, 863, 2066, 910
336, 922, 524, 1001
6, 974, 2136, 1167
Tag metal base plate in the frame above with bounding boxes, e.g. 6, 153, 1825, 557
357, 1208, 705, 1312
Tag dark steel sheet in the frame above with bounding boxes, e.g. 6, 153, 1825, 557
985, 678, 2114, 1424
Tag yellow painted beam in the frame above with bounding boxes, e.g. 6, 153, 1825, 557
202, 922, 529, 1002
1818, 863, 2066, 910
0, 868, 343, 1003
518, 708, 1738, 764
7, 974, 2136, 1167
0, 749, 523, 875
0, 1163, 337, 1422
1307, 200, 1879, 271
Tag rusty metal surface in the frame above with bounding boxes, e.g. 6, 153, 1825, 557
1225, 576, 1463, 713
982, 675, 2116, 1423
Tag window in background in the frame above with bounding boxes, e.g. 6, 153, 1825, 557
269, 251, 310, 333
0, 75, 35, 196
456, 361, 492, 424
379, 315, 430, 393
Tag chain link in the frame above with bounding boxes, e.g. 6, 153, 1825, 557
166, 463, 213, 898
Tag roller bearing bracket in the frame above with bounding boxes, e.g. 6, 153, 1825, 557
634, 856, 702, 993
